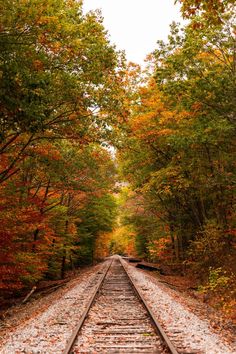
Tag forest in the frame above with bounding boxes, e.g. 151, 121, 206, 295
0, 0, 235, 318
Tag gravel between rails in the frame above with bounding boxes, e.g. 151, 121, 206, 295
72, 257, 166, 353
0, 261, 110, 354
121, 257, 236, 354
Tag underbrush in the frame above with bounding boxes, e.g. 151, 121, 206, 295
197, 267, 236, 320
185, 221, 236, 320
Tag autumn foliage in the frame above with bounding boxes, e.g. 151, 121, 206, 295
118, 5, 236, 315
0, 0, 235, 318
0, 0, 123, 292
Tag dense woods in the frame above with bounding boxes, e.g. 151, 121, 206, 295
0, 0, 124, 291
0, 0, 235, 317
117, 0, 236, 314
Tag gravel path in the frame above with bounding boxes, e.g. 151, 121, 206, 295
0, 261, 109, 354
121, 258, 236, 354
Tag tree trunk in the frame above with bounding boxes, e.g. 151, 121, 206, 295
170, 223, 178, 260
61, 249, 66, 279
61, 220, 69, 279
32, 228, 39, 252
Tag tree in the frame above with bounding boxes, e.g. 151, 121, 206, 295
118, 9, 236, 269
176, 0, 235, 24
0, 0, 125, 183
0, 0, 125, 291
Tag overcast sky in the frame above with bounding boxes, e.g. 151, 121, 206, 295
83, 0, 183, 64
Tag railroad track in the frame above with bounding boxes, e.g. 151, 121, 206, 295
63, 256, 178, 354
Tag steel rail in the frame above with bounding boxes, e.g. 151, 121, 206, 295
62, 259, 113, 354
120, 258, 179, 354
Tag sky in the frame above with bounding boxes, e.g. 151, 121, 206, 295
83, 0, 183, 65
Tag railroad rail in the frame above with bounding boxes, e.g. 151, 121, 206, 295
63, 256, 179, 354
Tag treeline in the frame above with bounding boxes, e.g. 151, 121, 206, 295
118, 1, 236, 288
0, 0, 123, 292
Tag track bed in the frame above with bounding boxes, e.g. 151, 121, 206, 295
70, 258, 170, 353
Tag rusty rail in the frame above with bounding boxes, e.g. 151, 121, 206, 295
63, 256, 178, 354
120, 258, 179, 354
62, 259, 113, 354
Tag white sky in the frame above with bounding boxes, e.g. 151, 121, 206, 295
83, 0, 183, 65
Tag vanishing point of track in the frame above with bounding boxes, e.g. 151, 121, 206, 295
63, 256, 179, 354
